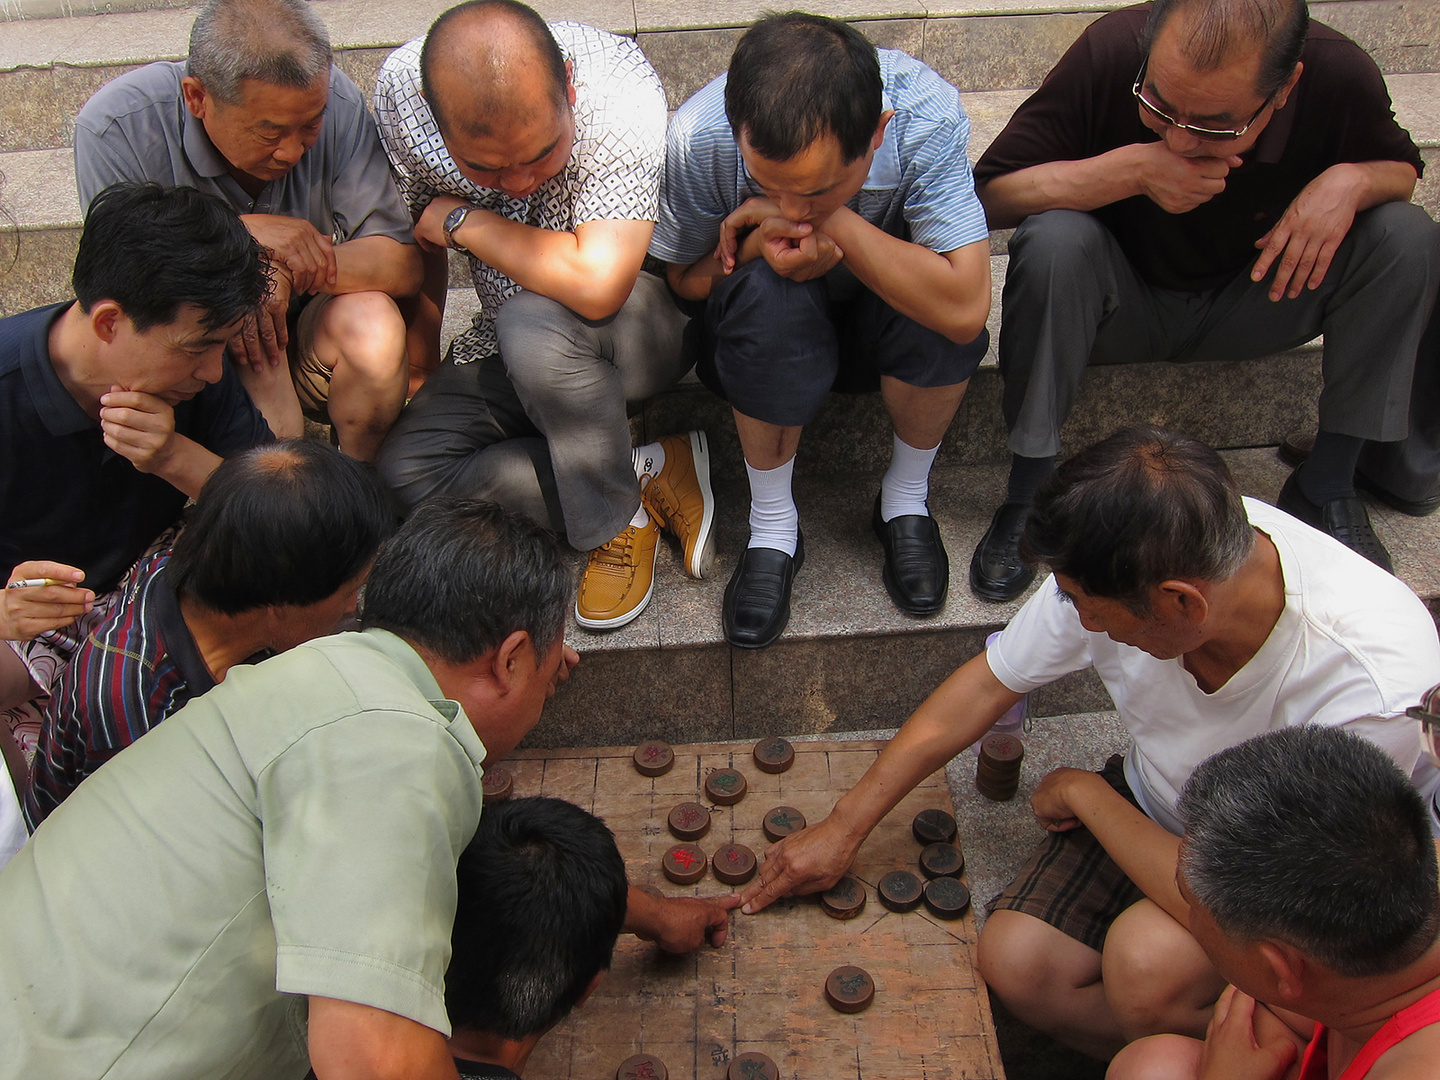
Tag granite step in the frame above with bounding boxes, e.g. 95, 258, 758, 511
1, 69, 1435, 312
528, 447, 1440, 747
0, 0, 1425, 153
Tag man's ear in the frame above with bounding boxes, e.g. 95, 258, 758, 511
1156, 580, 1209, 626
564, 60, 577, 108
180, 75, 211, 120
1257, 940, 1306, 1003
872, 109, 895, 151
89, 300, 125, 345
491, 629, 533, 694
1271, 61, 1304, 112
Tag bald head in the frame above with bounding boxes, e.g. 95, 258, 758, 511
421, 0, 569, 139
1145, 0, 1308, 97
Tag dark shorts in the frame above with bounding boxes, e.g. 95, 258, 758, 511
693, 259, 989, 427
986, 754, 1146, 953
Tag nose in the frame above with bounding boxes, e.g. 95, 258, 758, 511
272, 133, 307, 166
776, 196, 810, 222
499, 167, 538, 198
1161, 124, 1202, 155
198, 345, 226, 385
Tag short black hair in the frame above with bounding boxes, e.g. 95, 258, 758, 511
168, 440, 396, 614
1021, 426, 1255, 614
1179, 725, 1440, 978
360, 499, 570, 664
1146, 0, 1309, 99
74, 182, 269, 333
420, 0, 568, 139
725, 11, 883, 164
447, 797, 628, 1038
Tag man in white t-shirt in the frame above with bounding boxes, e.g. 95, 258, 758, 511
734, 425, 1440, 1060
374, 0, 713, 633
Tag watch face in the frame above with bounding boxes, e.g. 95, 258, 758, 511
443, 205, 470, 241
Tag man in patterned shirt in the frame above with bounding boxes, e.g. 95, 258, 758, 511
23, 439, 394, 827
654, 13, 993, 648
375, 0, 713, 632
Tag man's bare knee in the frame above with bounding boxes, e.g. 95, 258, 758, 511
979, 909, 1101, 1007
1105, 1034, 1203, 1080
318, 292, 407, 383
1103, 901, 1222, 1041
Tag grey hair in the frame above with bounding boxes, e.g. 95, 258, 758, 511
1178, 725, 1440, 978
187, 0, 332, 105
1145, 0, 1309, 98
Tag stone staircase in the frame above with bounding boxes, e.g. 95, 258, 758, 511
0, 0, 1435, 748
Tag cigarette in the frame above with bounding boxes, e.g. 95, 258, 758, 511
5, 578, 73, 589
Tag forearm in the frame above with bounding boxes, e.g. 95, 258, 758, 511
308, 997, 459, 1080
449, 210, 648, 320
1062, 773, 1186, 922
330, 237, 424, 298
1327, 159, 1418, 213
152, 436, 222, 499
823, 210, 989, 343
402, 246, 451, 386
667, 252, 723, 302
829, 654, 1022, 839
978, 146, 1150, 229
622, 884, 660, 936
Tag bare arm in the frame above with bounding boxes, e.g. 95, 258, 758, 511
1029, 767, 1186, 922
978, 142, 1242, 229
330, 236, 424, 298
98, 391, 221, 498
822, 207, 990, 344
401, 244, 451, 394
308, 997, 459, 1080
416, 195, 652, 322
623, 884, 740, 951
739, 653, 1021, 912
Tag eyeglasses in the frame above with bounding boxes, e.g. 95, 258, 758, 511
1131, 60, 1276, 141
1408, 703, 1440, 769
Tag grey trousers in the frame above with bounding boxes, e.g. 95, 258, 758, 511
376, 272, 691, 550
998, 204, 1440, 459
1358, 300, 1440, 501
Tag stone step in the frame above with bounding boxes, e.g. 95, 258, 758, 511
2, 70, 1435, 312
529, 446, 1440, 746
0, 0, 1425, 153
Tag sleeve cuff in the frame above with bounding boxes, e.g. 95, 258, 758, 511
275, 945, 451, 1036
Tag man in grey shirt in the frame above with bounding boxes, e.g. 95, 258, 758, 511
74, 0, 422, 462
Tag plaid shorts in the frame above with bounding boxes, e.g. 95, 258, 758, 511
986, 754, 1147, 953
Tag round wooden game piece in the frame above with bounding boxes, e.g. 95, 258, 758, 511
751, 736, 795, 774
979, 732, 1025, 766
704, 767, 748, 806
761, 805, 807, 842
633, 740, 675, 777
480, 765, 512, 803
919, 842, 965, 879
877, 869, 923, 913
727, 1052, 779, 1080
911, 808, 957, 845
923, 876, 971, 919
616, 1053, 669, 1080
667, 801, 711, 842
975, 773, 1021, 802
819, 875, 867, 920
661, 843, 708, 885
712, 842, 758, 885
824, 965, 876, 1014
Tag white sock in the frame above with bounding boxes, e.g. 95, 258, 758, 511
627, 503, 651, 530
633, 442, 665, 482
880, 434, 940, 521
746, 457, 798, 556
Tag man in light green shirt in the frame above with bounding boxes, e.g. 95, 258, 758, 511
0, 499, 733, 1080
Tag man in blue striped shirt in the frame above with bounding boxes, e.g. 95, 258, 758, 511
652, 12, 992, 648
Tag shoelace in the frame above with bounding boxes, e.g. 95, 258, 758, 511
589, 529, 636, 570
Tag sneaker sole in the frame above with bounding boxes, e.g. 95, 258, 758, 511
686, 430, 717, 579
574, 573, 656, 631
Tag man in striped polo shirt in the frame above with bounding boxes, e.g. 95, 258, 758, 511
653, 12, 993, 648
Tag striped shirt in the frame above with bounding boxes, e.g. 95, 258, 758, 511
650, 50, 990, 266
24, 549, 215, 827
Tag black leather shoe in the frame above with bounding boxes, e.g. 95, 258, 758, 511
1277, 470, 1393, 573
872, 495, 948, 616
1355, 467, 1440, 518
723, 535, 805, 648
969, 502, 1036, 602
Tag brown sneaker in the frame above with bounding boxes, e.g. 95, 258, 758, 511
641, 430, 716, 579
575, 516, 661, 630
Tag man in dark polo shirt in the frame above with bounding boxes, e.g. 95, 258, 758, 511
0, 183, 270, 721
75, 0, 422, 462
968, 0, 1439, 599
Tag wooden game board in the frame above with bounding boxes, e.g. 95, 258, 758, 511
500, 739, 1005, 1080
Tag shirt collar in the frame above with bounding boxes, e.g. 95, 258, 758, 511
21, 302, 96, 437
360, 628, 490, 766
150, 560, 219, 696
863, 90, 901, 190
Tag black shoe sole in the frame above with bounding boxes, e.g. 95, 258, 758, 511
967, 563, 1036, 603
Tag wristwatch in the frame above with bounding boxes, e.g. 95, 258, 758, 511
442, 204, 477, 253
